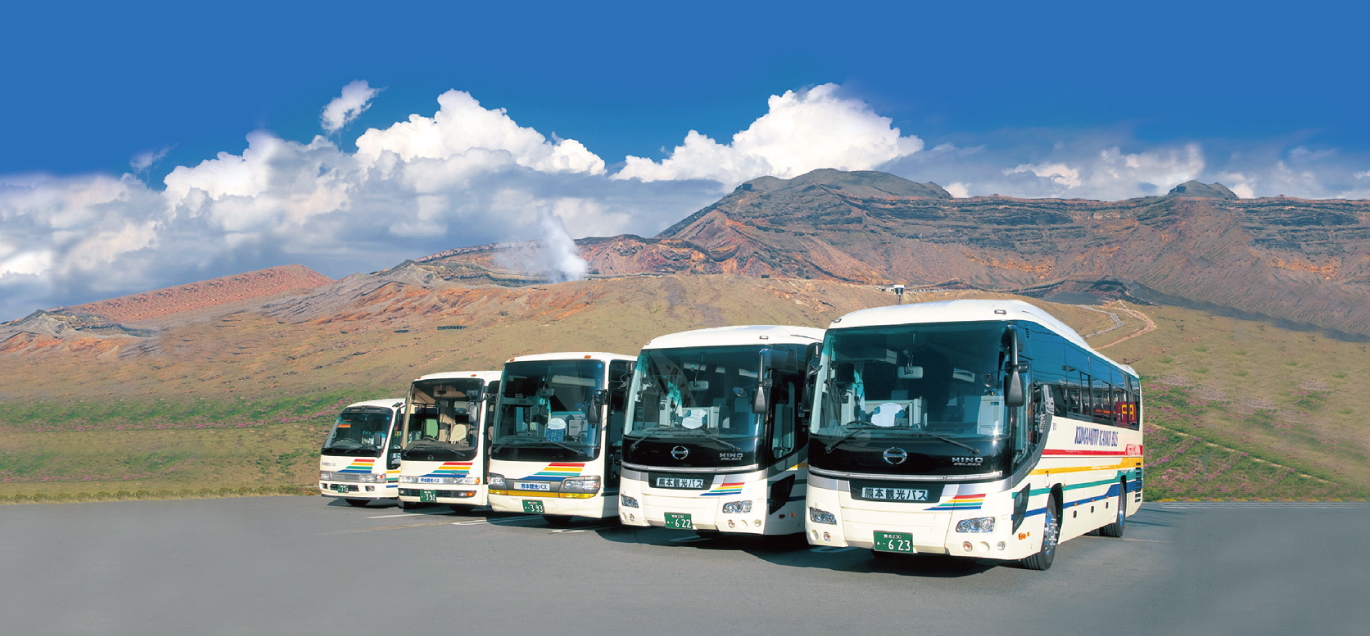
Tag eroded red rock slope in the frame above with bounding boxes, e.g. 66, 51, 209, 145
63, 265, 332, 323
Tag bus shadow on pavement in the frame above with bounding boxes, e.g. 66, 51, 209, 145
591, 526, 1002, 578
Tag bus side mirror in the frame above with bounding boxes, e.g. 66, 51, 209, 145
1006, 368, 1025, 408
752, 372, 771, 415
587, 389, 608, 424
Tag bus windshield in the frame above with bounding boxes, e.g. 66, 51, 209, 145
625, 345, 768, 441
323, 407, 393, 457
490, 360, 605, 462
402, 379, 486, 462
811, 323, 1007, 451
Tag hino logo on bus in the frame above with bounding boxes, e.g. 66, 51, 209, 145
952, 456, 984, 466
671, 446, 690, 460
883, 447, 908, 465
718, 452, 744, 461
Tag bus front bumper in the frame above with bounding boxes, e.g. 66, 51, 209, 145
319, 482, 397, 500
488, 492, 613, 519
805, 487, 1038, 560
397, 485, 488, 506
618, 488, 768, 534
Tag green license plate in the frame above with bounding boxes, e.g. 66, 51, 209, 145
332, 484, 349, 493
873, 531, 914, 553
419, 490, 437, 503
664, 513, 693, 530
523, 500, 545, 514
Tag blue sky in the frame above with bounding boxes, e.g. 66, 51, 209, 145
2, 1, 1367, 320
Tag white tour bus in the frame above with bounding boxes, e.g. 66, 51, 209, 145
487, 352, 636, 524
319, 398, 406, 506
396, 371, 503, 511
805, 299, 1142, 570
618, 325, 824, 535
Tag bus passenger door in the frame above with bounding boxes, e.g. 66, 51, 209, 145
481, 382, 500, 479
606, 361, 633, 487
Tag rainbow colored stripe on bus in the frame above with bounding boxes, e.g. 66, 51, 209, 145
701, 481, 745, 497
521, 463, 585, 481
423, 461, 474, 478
337, 459, 376, 474
927, 494, 985, 511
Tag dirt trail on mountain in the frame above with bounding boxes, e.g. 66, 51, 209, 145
1095, 302, 1157, 350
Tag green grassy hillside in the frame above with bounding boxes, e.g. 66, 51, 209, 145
1, 275, 1365, 502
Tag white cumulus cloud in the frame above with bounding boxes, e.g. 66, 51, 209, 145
615, 84, 923, 188
995, 144, 1204, 199
321, 80, 380, 134
355, 90, 605, 175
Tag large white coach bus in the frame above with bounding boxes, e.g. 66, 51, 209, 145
320, 399, 406, 506
804, 300, 1142, 570
487, 352, 637, 524
396, 371, 502, 511
618, 325, 824, 535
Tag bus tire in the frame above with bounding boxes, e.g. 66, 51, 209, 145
1099, 481, 1127, 538
345, 499, 369, 507
1022, 494, 1060, 571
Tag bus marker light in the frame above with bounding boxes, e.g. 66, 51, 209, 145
823, 532, 831, 542
997, 542, 1007, 551
979, 542, 990, 553
1018, 532, 1029, 540
754, 520, 762, 527
963, 541, 974, 552
728, 520, 735, 528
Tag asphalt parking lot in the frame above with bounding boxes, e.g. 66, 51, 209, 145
2, 498, 1366, 636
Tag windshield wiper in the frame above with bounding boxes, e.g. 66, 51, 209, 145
908, 432, 980, 455
628, 426, 676, 451
536, 439, 589, 456
822, 421, 881, 453
488, 433, 541, 454
689, 427, 741, 451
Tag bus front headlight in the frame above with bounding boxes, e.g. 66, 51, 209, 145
620, 494, 639, 509
956, 517, 996, 533
488, 474, 507, 489
399, 476, 417, 484
809, 507, 837, 525
453, 475, 480, 485
319, 471, 332, 481
722, 500, 752, 514
561, 476, 601, 494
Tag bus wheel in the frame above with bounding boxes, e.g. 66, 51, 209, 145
345, 499, 369, 507
1023, 494, 1060, 571
1099, 481, 1127, 538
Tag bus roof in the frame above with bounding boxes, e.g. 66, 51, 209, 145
413, 370, 503, 383
505, 352, 637, 364
642, 325, 824, 350
828, 299, 1136, 377
344, 398, 405, 411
